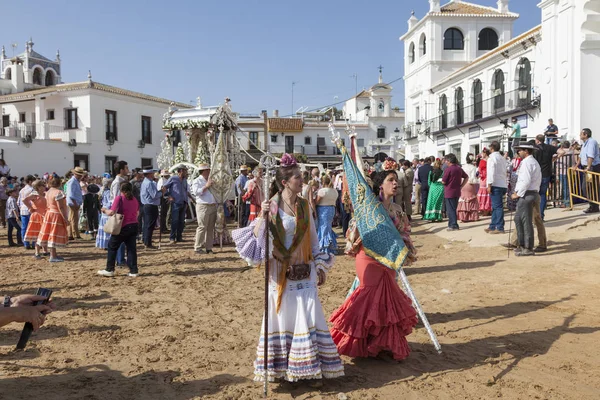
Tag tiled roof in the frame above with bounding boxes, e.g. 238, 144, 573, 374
0, 80, 191, 108
432, 25, 542, 90
267, 118, 303, 132
432, 1, 518, 18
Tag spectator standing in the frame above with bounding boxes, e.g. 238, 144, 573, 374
412, 159, 422, 214
442, 154, 468, 231
579, 128, 600, 213
477, 149, 492, 215
0, 177, 8, 228
399, 161, 414, 219
0, 159, 10, 178
457, 154, 480, 222
510, 117, 522, 154
140, 168, 164, 249
544, 118, 559, 145
5, 187, 22, 246
130, 169, 144, 240
511, 143, 542, 257
534, 134, 558, 220
97, 182, 140, 277
163, 166, 189, 244
17, 175, 35, 249
37, 177, 69, 262
66, 168, 86, 240
417, 158, 433, 217
235, 166, 249, 227
83, 184, 101, 239
315, 175, 338, 254
191, 164, 217, 255
555, 141, 574, 208
485, 141, 508, 233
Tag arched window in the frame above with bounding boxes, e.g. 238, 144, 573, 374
45, 70, 55, 86
478, 28, 499, 51
439, 94, 448, 129
409, 42, 415, 64
493, 69, 505, 112
473, 79, 483, 120
4, 68, 11, 80
517, 58, 532, 106
420, 33, 427, 56
444, 28, 464, 50
455, 87, 464, 125
32, 68, 42, 85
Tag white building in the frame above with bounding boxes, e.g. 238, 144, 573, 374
400, 0, 600, 163
0, 40, 190, 176
236, 72, 406, 167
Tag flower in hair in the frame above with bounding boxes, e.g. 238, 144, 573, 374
280, 153, 298, 168
382, 157, 399, 171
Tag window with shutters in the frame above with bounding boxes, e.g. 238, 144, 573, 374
142, 116, 152, 144
65, 108, 78, 129
105, 110, 117, 140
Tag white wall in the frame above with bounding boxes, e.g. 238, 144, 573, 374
1, 89, 179, 176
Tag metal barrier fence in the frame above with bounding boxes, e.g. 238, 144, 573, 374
568, 166, 600, 208
548, 153, 575, 207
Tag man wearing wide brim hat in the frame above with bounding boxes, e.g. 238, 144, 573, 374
508, 140, 542, 257
66, 167, 87, 241
140, 167, 166, 249
191, 163, 217, 254
162, 164, 189, 244
235, 165, 250, 227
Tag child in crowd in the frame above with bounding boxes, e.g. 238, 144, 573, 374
6, 188, 22, 247
83, 184, 101, 239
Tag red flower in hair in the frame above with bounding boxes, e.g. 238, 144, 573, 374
382, 157, 399, 171
280, 153, 298, 168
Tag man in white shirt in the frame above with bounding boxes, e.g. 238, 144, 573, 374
510, 143, 542, 257
485, 141, 509, 233
191, 163, 217, 255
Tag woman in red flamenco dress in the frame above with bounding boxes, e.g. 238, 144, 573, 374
330, 168, 418, 360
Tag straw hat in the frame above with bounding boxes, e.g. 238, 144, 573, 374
71, 167, 87, 177
240, 165, 249, 171
159, 169, 171, 177
198, 163, 211, 171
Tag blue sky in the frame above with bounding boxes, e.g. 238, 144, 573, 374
3, 0, 540, 116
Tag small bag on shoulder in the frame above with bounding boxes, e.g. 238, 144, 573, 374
103, 196, 124, 235
286, 264, 311, 281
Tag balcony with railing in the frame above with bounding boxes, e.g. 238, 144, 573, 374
411, 88, 540, 138
1, 122, 90, 143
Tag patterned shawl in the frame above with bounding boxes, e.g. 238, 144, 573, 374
269, 193, 313, 313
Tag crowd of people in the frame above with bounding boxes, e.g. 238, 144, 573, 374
0, 125, 598, 386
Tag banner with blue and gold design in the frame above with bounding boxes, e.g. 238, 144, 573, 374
340, 145, 408, 271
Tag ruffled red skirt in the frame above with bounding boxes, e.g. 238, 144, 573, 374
329, 249, 418, 360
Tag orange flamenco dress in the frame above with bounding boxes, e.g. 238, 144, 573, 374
37, 188, 69, 248
329, 202, 418, 360
23, 192, 47, 243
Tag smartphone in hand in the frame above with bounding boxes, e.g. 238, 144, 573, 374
16, 288, 53, 350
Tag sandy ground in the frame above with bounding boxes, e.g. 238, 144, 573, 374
1, 204, 599, 400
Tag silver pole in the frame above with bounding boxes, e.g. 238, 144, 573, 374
398, 268, 442, 353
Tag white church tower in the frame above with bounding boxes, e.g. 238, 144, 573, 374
1, 38, 61, 94
400, 0, 518, 128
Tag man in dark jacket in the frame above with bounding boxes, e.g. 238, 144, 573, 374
534, 134, 558, 220
417, 158, 433, 217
